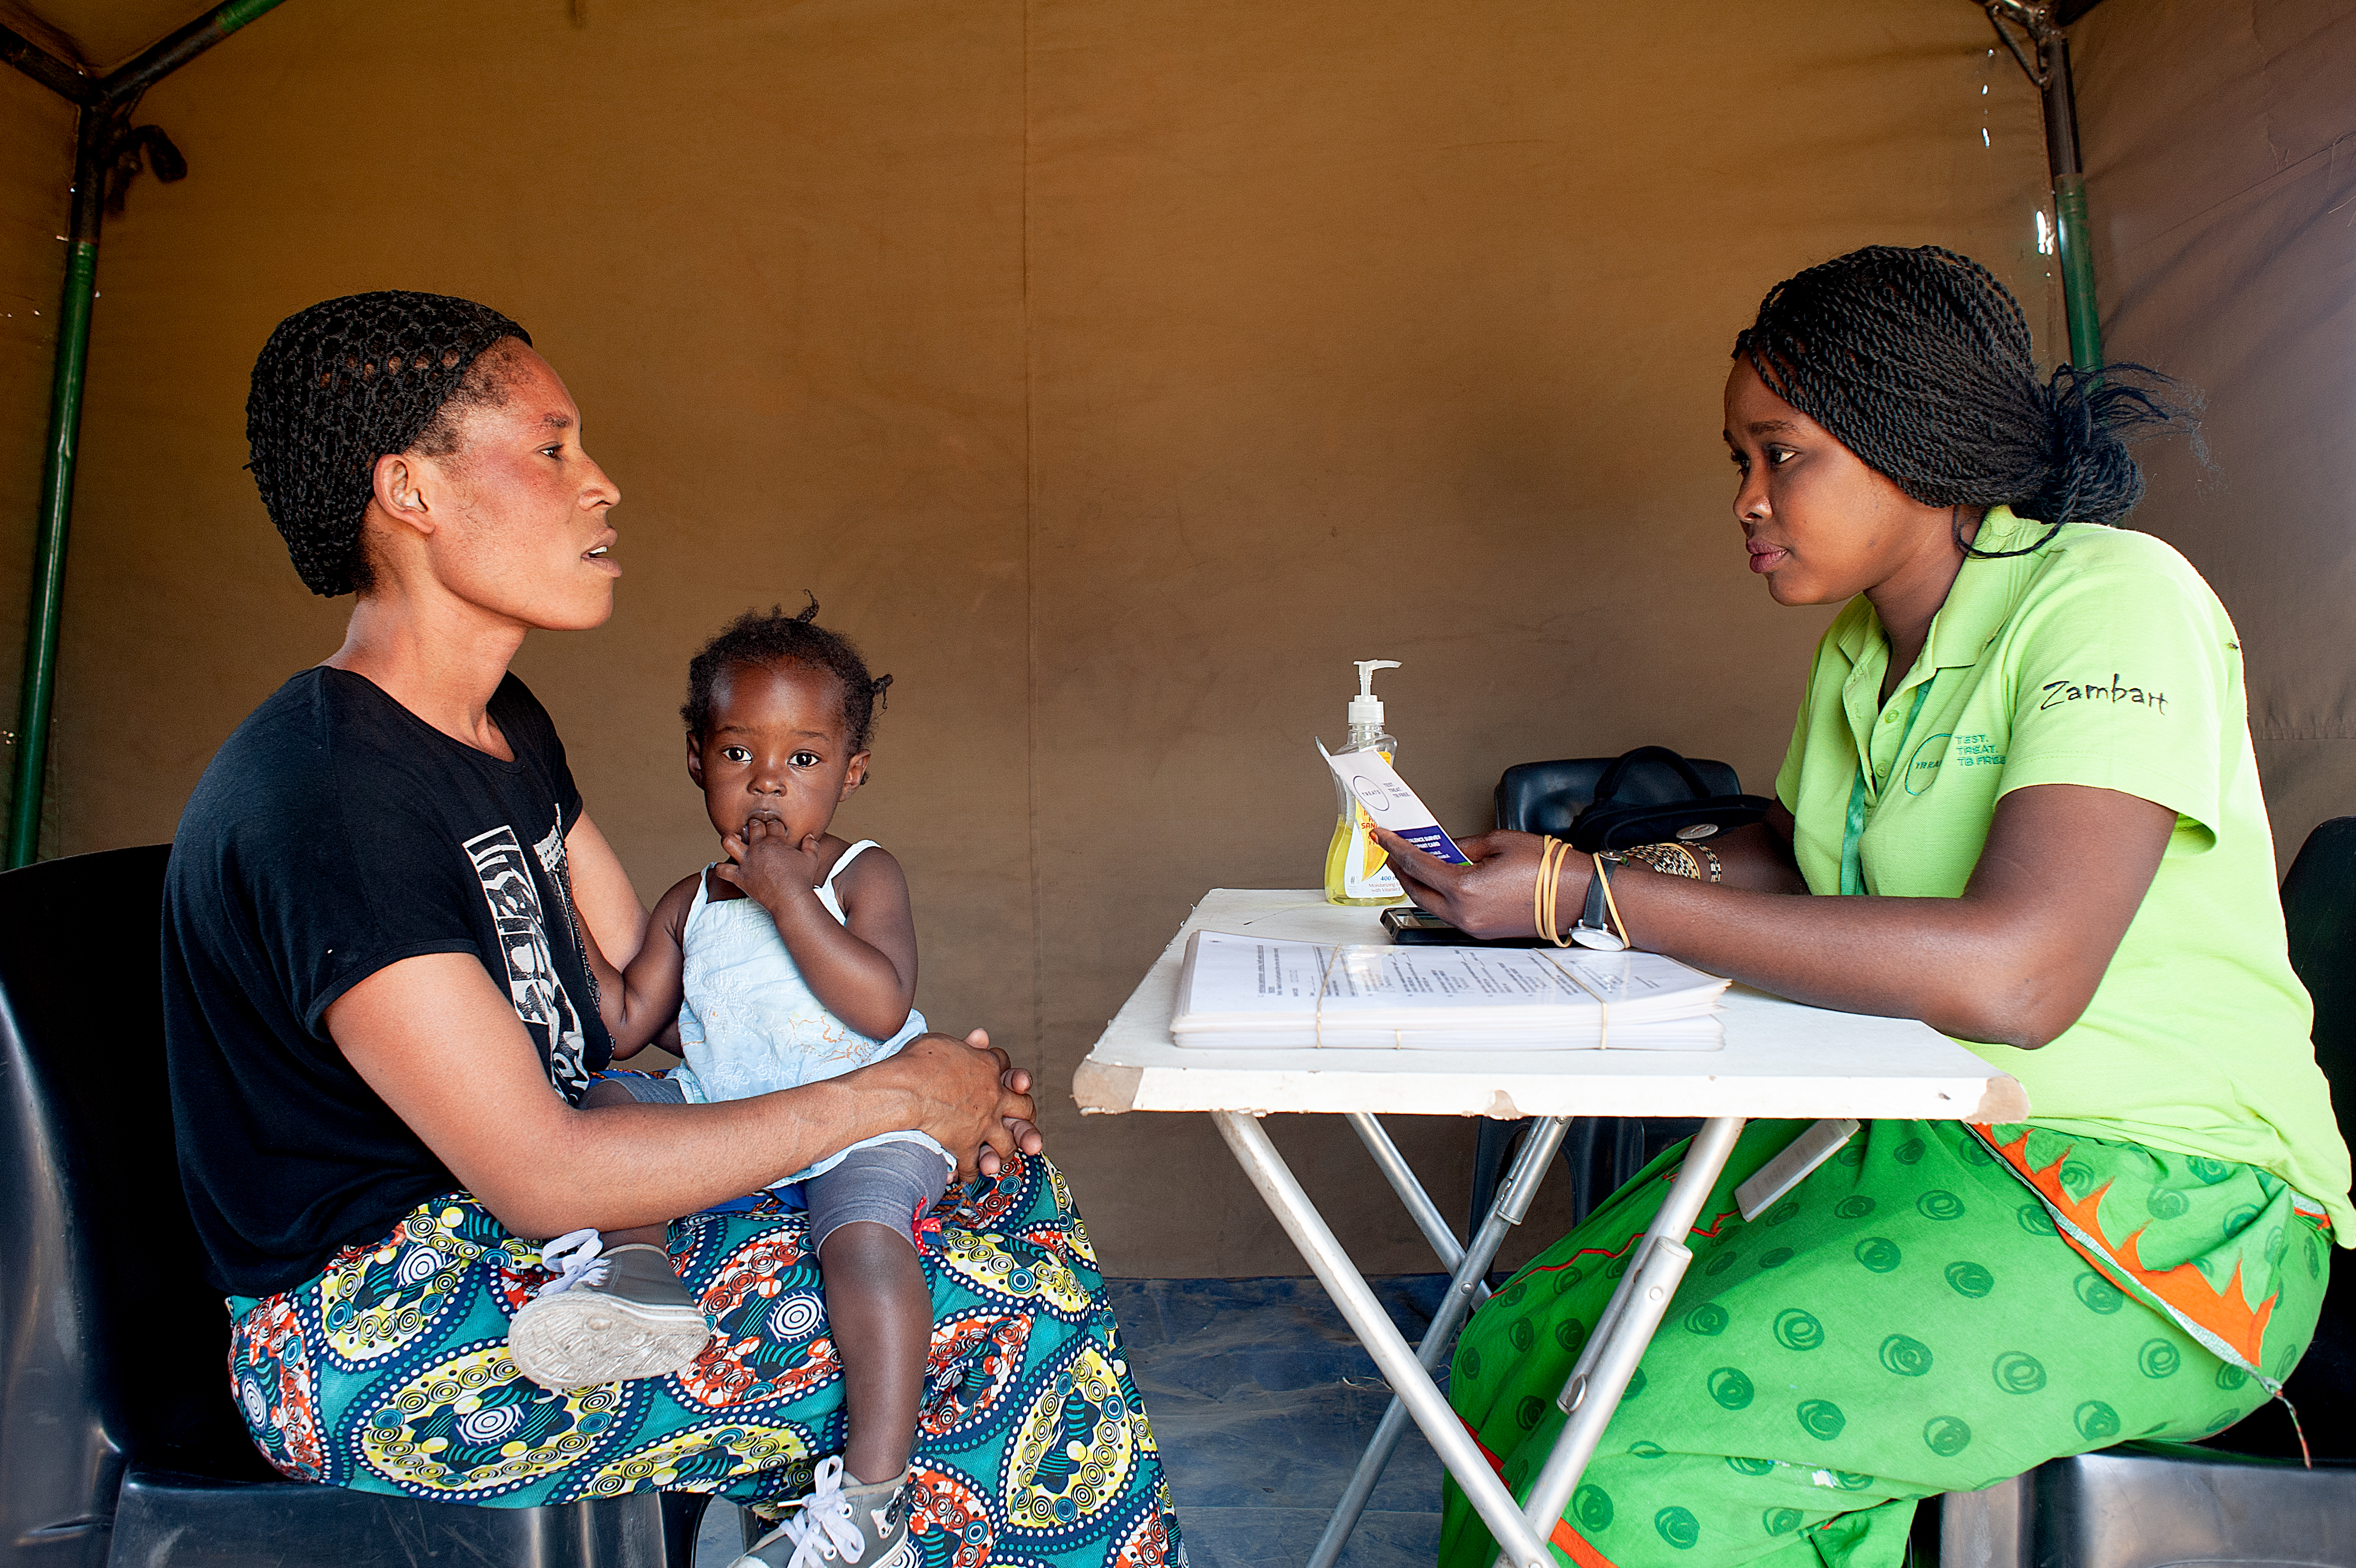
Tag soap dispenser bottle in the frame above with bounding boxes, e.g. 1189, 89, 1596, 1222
1324, 659, 1408, 905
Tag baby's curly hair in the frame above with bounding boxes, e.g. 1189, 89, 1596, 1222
682, 597, 893, 752
245, 290, 530, 596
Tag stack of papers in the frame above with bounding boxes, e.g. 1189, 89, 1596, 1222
1171, 930, 1728, 1051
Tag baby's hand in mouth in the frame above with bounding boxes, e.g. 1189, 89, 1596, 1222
718, 815, 826, 905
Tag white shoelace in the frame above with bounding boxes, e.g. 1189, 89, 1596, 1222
776, 1456, 867, 1568
535, 1229, 613, 1297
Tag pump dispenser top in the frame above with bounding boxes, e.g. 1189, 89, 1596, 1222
1349, 660, 1400, 731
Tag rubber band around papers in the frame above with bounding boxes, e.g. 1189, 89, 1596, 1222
1312, 941, 1412, 1049
1313, 942, 1344, 1048
1535, 950, 1612, 1050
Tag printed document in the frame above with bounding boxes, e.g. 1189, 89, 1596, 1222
1172, 930, 1728, 1050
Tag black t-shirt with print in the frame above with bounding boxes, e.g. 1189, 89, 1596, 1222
164, 667, 613, 1296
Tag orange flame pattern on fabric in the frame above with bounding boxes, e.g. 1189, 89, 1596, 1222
1457, 1417, 1625, 1568
1547, 1519, 1621, 1568
1981, 1125, 2275, 1367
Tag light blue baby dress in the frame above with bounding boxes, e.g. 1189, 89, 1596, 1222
670, 839, 947, 1182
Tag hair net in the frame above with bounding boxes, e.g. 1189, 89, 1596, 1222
246, 291, 530, 596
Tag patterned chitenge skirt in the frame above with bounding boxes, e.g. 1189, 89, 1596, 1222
226, 1153, 1184, 1568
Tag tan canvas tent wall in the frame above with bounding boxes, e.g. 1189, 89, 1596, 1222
2070, 0, 2356, 871
0, 0, 2344, 1276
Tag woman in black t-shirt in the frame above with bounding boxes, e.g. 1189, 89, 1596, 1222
164, 293, 1182, 1563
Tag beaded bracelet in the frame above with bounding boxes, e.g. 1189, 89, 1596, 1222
1620, 842, 1699, 879
1622, 840, 1724, 884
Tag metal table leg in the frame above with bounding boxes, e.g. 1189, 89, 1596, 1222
1213, 1112, 1557, 1568
1493, 1115, 1749, 1568
1343, 1112, 1494, 1306
1309, 1115, 1570, 1568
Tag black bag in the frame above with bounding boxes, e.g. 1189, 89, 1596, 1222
1563, 746, 1772, 852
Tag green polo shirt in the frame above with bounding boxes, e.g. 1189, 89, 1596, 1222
1775, 507, 2352, 1238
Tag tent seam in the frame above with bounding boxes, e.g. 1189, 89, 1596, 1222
1021, 0, 1044, 1091
2107, 130, 2356, 257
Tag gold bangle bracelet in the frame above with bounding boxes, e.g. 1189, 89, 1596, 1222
1536, 836, 1577, 946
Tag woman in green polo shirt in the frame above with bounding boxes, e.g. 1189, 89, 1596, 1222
1380, 246, 2350, 1568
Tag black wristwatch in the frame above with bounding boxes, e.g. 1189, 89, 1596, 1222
1569, 852, 1629, 951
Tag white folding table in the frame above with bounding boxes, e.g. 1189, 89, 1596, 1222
1073, 891, 2027, 1568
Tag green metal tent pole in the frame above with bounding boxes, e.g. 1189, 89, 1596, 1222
11, 117, 105, 869
107, 0, 297, 102
2, 0, 291, 868
2036, 31, 2102, 369
1987, 2, 2102, 371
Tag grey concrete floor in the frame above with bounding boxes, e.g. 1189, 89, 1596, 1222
691, 1275, 1452, 1568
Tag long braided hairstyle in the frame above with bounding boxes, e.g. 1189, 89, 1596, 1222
1733, 246, 2198, 556
683, 596, 894, 752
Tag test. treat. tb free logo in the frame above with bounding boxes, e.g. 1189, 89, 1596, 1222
2040, 673, 2168, 713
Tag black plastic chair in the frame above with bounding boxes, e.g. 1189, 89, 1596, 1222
1491, 755, 1746, 845
1465, 756, 1743, 1231
1934, 816, 2356, 1566
0, 843, 679, 1568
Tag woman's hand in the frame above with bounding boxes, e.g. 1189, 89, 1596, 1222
1374, 827, 1585, 940
872, 1028, 1043, 1183
964, 1028, 1046, 1179
1377, 785, 2176, 1050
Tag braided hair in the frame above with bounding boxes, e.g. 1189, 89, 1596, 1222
682, 596, 894, 752
246, 291, 532, 596
1732, 246, 2198, 555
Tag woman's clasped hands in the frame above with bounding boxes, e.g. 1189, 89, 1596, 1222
879, 1027, 1044, 1183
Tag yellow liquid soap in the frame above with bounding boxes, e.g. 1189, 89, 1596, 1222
1324, 744, 1407, 905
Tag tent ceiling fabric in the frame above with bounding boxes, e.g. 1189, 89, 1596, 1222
1, 0, 216, 72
